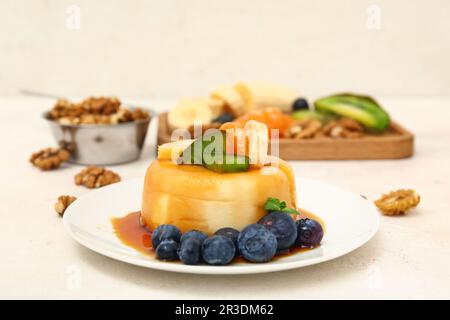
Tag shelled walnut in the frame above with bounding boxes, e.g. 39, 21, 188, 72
74, 166, 121, 188
375, 189, 420, 216
322, 118, 364, 138
49, 97, 149, 125
286, 119, 322, 139
54, 195, 77, 217
29, 147, 71, 171
80, 96, 121, 115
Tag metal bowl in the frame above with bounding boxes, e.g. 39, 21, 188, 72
43, 108, 155, 165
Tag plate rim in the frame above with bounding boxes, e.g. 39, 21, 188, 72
63, 177, 380, 275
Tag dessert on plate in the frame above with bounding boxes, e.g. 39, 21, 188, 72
114, 120, 324, 266
141, 120, 297, 234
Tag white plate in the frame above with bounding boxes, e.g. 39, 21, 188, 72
63, 177, 379, 275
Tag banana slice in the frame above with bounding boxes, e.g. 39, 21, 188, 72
158, 140, 194, 162
167, 97, 213, 131
234, 81, 299, 113
207, 97, 226, 118
244, 120, 269, 167
211, 85, 246, 116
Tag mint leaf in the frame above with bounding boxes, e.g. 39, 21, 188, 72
264, 197, 299, 215
263, 198, 282, 211
282, 208, 300, 215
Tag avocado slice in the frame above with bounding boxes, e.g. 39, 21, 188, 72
180, 130, 250, 173
203, 154, 250, 173
180, 130, 227, 165
314, 94, 390, 132
292, 110, 336, 123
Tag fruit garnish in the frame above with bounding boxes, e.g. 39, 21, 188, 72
219, 122, 247, 155
258, 212, 297, 251
214, 228, 240, 257
244, 120, 269, 167
263, 197, 300, 215
203, 154, 250, 173
213, 112, 235, 124
151, 224, 182, 249
314, 93, 390, 132
155, 240, 179, 261
180, 130, 227, 165
167, 97, 214, 131
292, 110, 332, 123
237, 224, 277, 263
235, 107, 294, 138
179, 130, 250, 173
292, 98, 309, 111
374, 189, 420, 216
180, 230, 208, 245
179, 238, 202, 265
157, 140, 195, 162
202, 236, 236, 265
211, 85, 246, 116
234, 81, 298, 113
295, 219, 324, 248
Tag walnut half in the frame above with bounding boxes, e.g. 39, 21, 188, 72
322, 118, 364, 138
74, 166, 121, 188
375, 189, 420, 216
286, 119, 322, 139
30, 148, 71, 171
55, 195, 77, 217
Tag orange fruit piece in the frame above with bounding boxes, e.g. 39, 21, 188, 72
235, 107, 293, 138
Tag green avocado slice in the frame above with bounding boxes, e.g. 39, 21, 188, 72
314, 94, 390, 133
180, 130, 250, 173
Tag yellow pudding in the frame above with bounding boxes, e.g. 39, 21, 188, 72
141, 159, 296, 234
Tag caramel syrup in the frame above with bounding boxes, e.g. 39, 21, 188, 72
111, 209, 324, 262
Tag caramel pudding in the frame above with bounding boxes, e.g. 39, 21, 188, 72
141, 158, 296, 234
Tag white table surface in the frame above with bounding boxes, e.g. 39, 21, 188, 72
1, 97, 449, 300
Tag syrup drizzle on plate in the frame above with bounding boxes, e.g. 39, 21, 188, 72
111, 210, 324, 261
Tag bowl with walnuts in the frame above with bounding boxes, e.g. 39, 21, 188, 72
43, 97, 154, 165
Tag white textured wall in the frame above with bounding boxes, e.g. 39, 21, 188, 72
1, 0, 449, 98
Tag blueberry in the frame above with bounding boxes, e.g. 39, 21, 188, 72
238, 224, 277, 263
178, 238, 201, 265
180, 230, 208, 245
155, 240, 179, 261
258, 212, 297, 251
152, 224, 182, 249
295, 218, 324, 248
213, 113, 235, 124
202, 235, 236, 265
214, 227, 240, 255
292, 98, 309, 111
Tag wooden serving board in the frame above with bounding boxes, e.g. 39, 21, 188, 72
157, 112, 414, 160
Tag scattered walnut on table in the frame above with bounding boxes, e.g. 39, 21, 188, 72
375, 189, 420, 216
29, 147, 71, 171
54, 195, 77, 217
74, 166, 121, 188
322, 118, 364, 138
